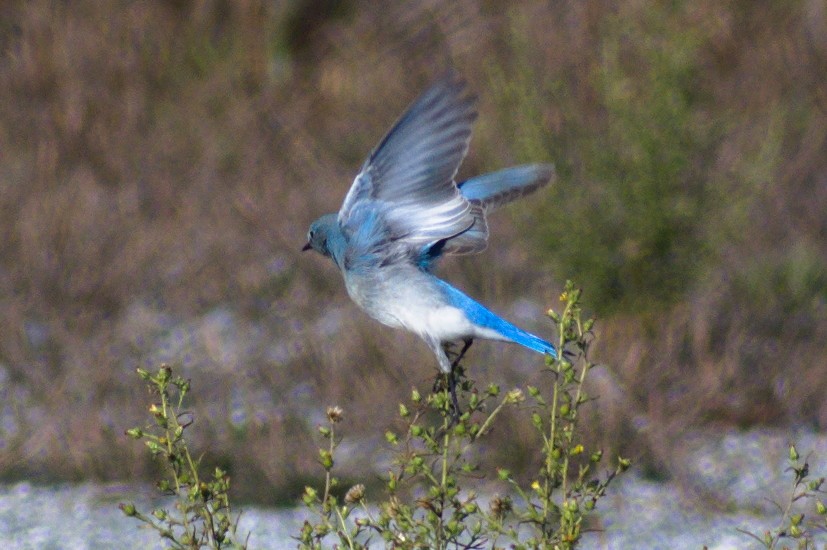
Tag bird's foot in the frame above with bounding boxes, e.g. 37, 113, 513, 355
446, 338, 473, 369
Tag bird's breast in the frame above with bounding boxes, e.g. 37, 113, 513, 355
343, 271, 475, 341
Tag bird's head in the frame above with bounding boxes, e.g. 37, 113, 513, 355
302, 213, 339, 258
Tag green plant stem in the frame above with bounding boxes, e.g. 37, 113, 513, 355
441, 419, 450, 489
323, 431, 335, 508
436, 414, 451, 550
474, 398, 510, 440
334, 506, 356, 549
546, 377, 559, 529
545, 296, 574, 528
161, 387, 193, 539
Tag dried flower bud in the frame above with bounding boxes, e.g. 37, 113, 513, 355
505, 389, 524, 404
326, 406, 343, 423
344, 484, 365, 504
158, 365, 171, 383
489, 495, 512, 518
386, 496, 401, 518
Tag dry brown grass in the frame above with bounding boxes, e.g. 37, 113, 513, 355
1, 0, 825, 503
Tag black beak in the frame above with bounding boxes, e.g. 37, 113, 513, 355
302, 242, 312, 252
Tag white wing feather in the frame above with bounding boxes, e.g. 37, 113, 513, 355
337, 73, 485, 255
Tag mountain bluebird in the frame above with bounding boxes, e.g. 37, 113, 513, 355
304, 73, 556, 409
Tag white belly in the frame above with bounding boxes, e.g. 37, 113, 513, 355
399, 303, 473, 340
344, 269, 508, 343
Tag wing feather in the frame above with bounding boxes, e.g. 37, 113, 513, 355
337, 73, 481, 253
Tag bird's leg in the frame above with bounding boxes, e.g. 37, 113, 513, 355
451, 338, 473, 369
448, 369, 460, 421
446, 338, 473, 420
429, 337, 473, 422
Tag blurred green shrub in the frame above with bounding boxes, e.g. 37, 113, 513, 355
490, 6, 715, 313
730, 242, 827, 336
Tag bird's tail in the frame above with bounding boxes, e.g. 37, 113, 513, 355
437, 279, 558, 358
458, 164, 555, 212
486, 314, 558, 358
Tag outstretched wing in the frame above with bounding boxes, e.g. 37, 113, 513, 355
337, 72, 482, 256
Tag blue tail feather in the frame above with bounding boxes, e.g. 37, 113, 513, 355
458, 164, 555, 212
436, 279, 557, 358
486, 315, 558, 357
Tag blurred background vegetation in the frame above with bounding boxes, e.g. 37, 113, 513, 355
1, 0, 825, 503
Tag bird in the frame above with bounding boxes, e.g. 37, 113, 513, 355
303, 72, 557, 411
